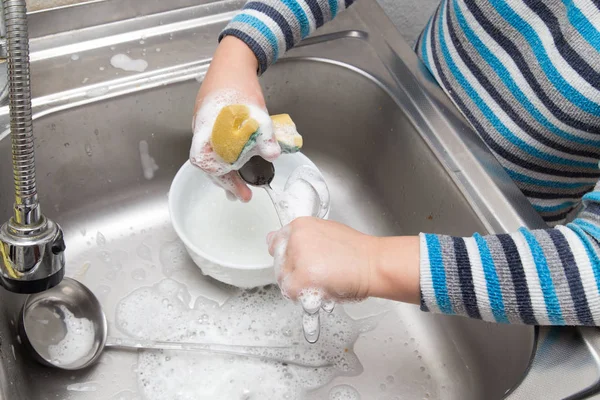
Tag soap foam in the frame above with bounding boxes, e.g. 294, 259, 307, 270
139, 140, 159, 180
189, 89, 280, 178
115, 280, 379, 399
329, 385, 361, 400
47, 306, 95, 367
67, 381, 99, 392
285, 166, 330, 219
276, 179, 320, 225
110, 54, 149, 72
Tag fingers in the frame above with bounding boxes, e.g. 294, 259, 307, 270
267, 225, 290, 256
208, 172, 252, 202
268, 226, 293, 290
258, 137, 281, 162
229, 172, 253, 202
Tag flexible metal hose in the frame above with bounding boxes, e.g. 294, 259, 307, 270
2, 0, 39, 225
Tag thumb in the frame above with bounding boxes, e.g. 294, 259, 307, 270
258, 136, 281, 162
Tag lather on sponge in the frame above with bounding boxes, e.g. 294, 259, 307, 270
210, 104, 303, 164
270, 114, 303, 154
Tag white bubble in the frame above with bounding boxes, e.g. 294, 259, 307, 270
111, 53, 148, 72
131, 268, 146, 281
47, 306, 95, 367
67, 382, 99, 392
329, 384, 361, 400
96, 232, 106, 246
136, 242, 152, 261
139, 140, 159, 180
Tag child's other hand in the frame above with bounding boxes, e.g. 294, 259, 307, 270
267, 217, 421, 305
190, 36, 280, 202
267, 217, 379, 301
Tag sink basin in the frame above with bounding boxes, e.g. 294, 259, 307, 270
0, 0, 540, 398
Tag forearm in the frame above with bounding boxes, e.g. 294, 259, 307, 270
369, 236, 421, 304
220, 0, 354, 74
420, 224, 600, 326
195, 36, 263, 114
368, 221, 600, 327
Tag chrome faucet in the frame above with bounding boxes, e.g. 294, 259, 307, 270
0, 0, 65, 293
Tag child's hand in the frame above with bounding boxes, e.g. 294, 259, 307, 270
267, 217, 422, 304
267, 217, 379, 301
191, 37, 280, 202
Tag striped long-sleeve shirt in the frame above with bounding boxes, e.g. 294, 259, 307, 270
220, 0, 600, 325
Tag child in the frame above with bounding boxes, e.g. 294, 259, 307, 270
191, 0, 600, 326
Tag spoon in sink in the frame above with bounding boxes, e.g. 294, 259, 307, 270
18, 277, 332, 370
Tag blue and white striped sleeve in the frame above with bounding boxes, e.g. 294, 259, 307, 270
219, 0, 354, 74
420, 182, 600, 326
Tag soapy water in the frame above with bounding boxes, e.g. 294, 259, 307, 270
115, 279, 380, 400
67, 382, 99, 392
275, 178, 320, 225
110, 54, 149, 72
283, 165, 330, 221
329, 385, 361, 400
183, 184, 281, 266
47, 306, 95, 367
159, 239, 193, 277
139, 140, 159, 180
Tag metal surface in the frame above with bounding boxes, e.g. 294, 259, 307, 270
239, 156, 284, 225
238, 157, 327, 227
0, 0, 570, 398
507, 328, 600, 400
19, 275, 107, 370
239, 155, 275, 187
0, 0, 65, 293
0, 216, 65, 292
4, 0, 39, 222
20, 277, 329, 370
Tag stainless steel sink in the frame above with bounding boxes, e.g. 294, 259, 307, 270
0, 0, 542, 398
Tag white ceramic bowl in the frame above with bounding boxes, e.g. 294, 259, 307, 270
169, 153, 325, 288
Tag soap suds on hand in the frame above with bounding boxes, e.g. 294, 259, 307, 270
110, 54, 148, 73
189, 89, 279, 177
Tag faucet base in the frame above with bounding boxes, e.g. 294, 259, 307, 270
0, 217, 66, 293
0, 267, 65, 294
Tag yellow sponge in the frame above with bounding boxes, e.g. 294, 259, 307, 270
210, 107, 304, 164
211, 105, 260, 164
271, 114, 303, 153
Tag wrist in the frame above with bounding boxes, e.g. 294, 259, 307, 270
195, 36, 264, 114
367, 236, 420, 304
217, 36, 259, 73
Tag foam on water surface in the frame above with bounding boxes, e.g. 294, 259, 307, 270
67, 381, 99, 392
329, 385, 361, 400
139, 140, 159, 180
115, 280, 379, 399
47, 306, 95, 367
110, 54, 149, 72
